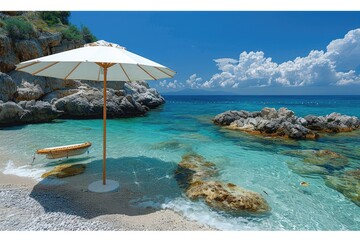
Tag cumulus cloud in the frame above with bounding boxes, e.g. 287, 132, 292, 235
206, 28, 360, 88
186, 74, 203, 88
158, 79, 184, 89
157, 28, 360, 90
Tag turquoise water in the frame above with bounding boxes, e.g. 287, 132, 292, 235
1, 95, 360, 230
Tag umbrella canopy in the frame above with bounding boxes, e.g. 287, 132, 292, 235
16, 40, 175, 192
16, 40, 175, 81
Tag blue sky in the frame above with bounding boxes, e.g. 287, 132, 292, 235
70, 12, 360, 95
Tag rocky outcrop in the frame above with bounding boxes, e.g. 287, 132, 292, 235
0, 100, 62, 126
53, 86, 148, 119
305, 113, 360, 133
0, 13, 166, 126
0, 72, 165, 126
214, 107, 360, 140
41, 164, 86, 178
174, 152, 270, 214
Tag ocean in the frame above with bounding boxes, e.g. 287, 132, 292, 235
1, 95, 359, 230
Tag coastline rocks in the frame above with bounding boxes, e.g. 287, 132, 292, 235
41, 164, 86, 178
306, 113, 360, 133
53, 88, 147, 118
19, 100, 63, 123
0, 13, 165, 126
0, 100, 62, 126
214, 107, 359, 140
174, 153, 270, 214
324, 169, 360, 207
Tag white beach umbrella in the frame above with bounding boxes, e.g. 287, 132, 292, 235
16, 40, 176, 192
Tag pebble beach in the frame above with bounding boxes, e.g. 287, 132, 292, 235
0, 173, 211, 231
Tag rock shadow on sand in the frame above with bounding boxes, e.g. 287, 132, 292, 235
29, 156, 180, 219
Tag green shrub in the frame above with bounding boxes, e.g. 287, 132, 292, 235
4, 17, 36, 40
81, 25, 97, 43
40, 11, 70, 26
61, 24, 83, 41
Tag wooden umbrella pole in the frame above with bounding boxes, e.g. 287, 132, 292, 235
103, 67, 107, 185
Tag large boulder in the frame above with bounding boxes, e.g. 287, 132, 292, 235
0, 100, 62, 126
261, 107, 278, 120
186, 180, 270, 214
0, 101, 26, 125
0, 73, 17, 101
18, 100, 63, 123
53, 88, 148, 118
14, 81, 44, 101
214, 110, 250, 126
174, 152, 270, 214
9, 71, 67, 94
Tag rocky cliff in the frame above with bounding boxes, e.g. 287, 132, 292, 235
0, 12, 165, 126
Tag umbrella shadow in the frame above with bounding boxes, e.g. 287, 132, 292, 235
29, 156, 181, 219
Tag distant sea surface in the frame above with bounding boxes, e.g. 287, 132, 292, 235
1, 95, 359, 230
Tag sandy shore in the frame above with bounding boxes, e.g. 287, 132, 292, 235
0, 172, 213, 231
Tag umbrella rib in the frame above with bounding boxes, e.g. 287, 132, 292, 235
31, 62, 59, 75
137, 64, 157, 80
154, 67, 174, 78
118, 63, 131, 81
97, 67, 101, 81
16, 61, 39, 70
64, 62, 81, 80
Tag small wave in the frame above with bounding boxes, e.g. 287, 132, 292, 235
2, 160, 45, 182
161, 197, 265, 231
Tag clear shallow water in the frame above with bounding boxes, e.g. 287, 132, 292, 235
0, 95, 359, 230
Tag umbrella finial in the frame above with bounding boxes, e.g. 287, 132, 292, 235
84, 40, 126, 50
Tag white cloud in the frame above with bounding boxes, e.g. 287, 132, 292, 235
185, 74, 203, 88
326, 28, 360, 71
158, 79, 184, 89
156, 28, 360, 90
207, 28, 360, 88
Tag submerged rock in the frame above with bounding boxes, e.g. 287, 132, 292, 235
174, 152, 270, 214
150, 140, 188, 150
214, 107, 359, 140
186, 180, 270, 214
325, 169, 360, 207
284, 149, 348, 170
41, 164, 86, 178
